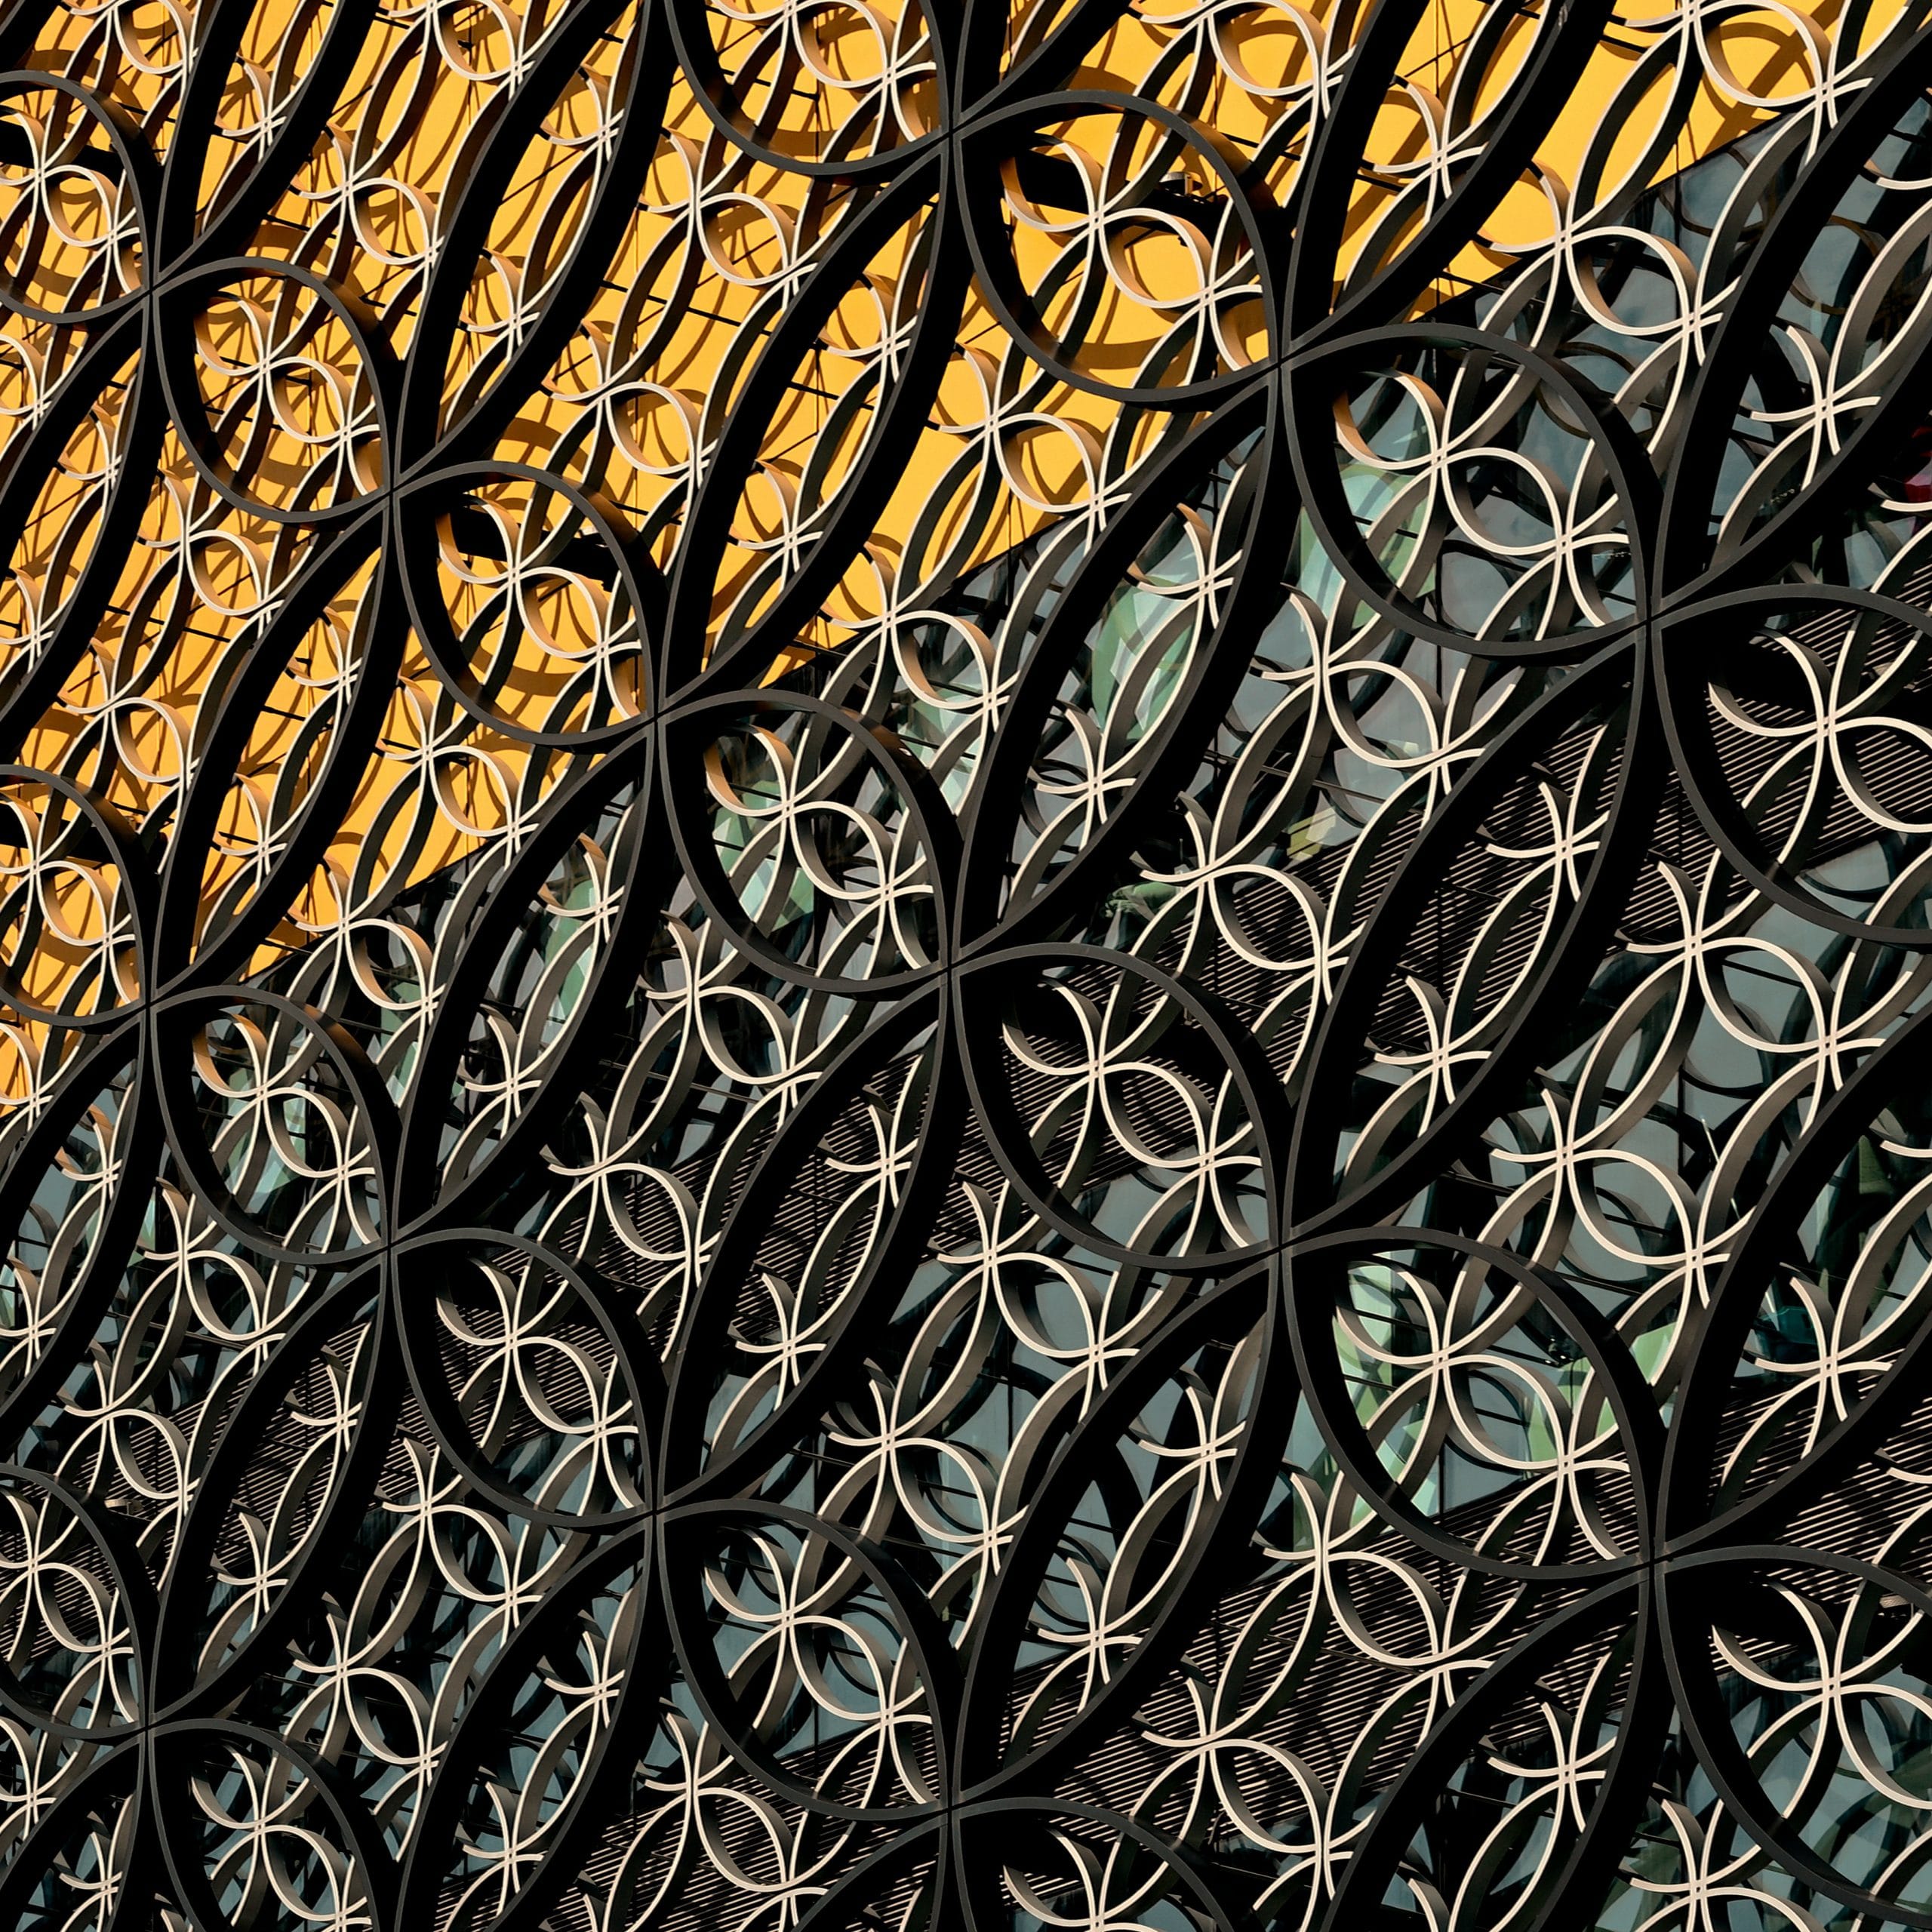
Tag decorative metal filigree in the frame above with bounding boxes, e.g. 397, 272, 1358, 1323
2, 0, 1932, 1928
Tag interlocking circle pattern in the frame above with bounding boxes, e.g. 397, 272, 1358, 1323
2, 0, 1932, 1927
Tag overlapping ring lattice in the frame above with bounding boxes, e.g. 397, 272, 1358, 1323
8, 0, 1932, 1926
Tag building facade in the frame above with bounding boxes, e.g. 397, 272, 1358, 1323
0, 0, 1926, 1927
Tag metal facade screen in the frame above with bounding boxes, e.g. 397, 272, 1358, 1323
0, 0, 1928, 1927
